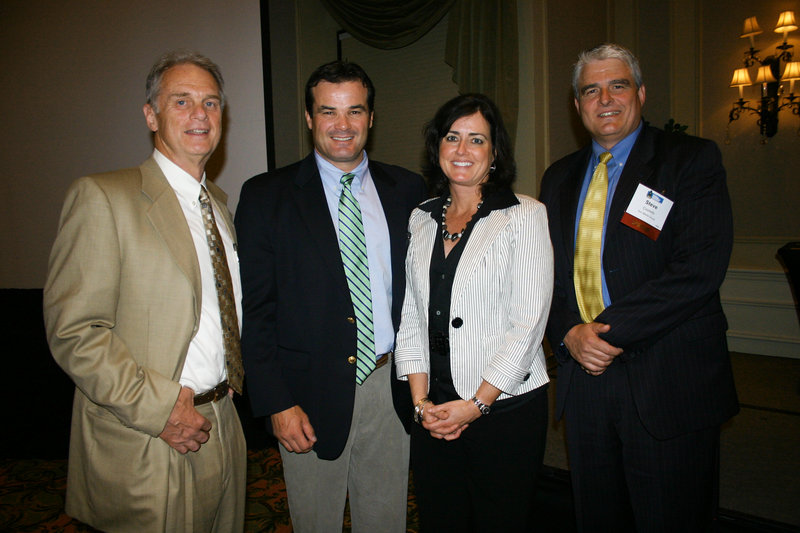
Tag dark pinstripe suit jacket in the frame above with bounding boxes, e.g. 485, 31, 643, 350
539, 124, 739, 440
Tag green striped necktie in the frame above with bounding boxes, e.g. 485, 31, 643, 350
338, 173, 376, 384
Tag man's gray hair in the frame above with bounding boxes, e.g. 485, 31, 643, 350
572, 43, 643, 98
145, 50, 225, 112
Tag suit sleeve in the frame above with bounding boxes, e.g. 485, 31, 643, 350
482, 200, 554, 391
235, 179, 296, 417
598, 139, 733, 352
43, 177, 180, 437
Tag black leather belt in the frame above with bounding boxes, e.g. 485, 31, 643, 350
194, 380, 229, 406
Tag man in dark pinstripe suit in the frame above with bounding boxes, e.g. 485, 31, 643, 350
539, 43, 739, 532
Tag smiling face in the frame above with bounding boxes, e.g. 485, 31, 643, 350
143, 63, 222, 180
574, 58, 645, 150
305, 80, 373, 172
438, 111, 494, 192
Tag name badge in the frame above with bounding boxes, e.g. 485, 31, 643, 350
620, 184, 673, 240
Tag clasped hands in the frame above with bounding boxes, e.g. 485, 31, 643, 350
419, 399, 481, 441
564, 322, 623, 376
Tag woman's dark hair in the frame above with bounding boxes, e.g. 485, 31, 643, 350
423, 93, 516, 197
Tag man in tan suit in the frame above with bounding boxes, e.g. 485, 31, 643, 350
43, 50, 246, 532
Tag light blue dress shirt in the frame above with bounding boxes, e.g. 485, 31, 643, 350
574, 121, 643, 307
315, 150, 395, 356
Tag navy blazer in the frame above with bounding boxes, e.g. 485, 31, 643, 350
539, 125, 739, 440
236, 153, 426, 459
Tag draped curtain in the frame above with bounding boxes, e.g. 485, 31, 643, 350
319, 0, 456, 49
446, 0, 519, 144
320, 0, 519, 143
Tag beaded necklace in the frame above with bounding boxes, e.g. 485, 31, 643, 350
441, 195, 483, 241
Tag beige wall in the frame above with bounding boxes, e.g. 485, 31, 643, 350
3, 0, 798, 286
0, 1, 267, 288
700, 0, 800, 270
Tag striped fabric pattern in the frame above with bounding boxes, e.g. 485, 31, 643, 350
338, 173, 376, 384
395, 195, 553, 400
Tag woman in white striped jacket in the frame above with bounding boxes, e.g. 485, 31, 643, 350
395, 94, 554, 532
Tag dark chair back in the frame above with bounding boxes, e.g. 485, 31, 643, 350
778, 242, 800, 306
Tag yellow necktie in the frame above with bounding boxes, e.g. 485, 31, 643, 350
574, 152, 612, 323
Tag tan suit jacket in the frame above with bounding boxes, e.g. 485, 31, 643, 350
44, 157, 237, 529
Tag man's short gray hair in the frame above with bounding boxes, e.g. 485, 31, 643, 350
145, 50, 225, 112
572, 43, 643, 98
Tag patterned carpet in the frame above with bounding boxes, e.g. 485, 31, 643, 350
3, 446, 791, 532
0, 447, 420, 532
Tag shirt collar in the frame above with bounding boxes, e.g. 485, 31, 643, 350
152, 149, 207, 204
424, 187, 519, 219
314, 150, 370, 193
591, 120, 643, 168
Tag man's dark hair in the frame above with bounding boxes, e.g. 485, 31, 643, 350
304, 60, 375, 115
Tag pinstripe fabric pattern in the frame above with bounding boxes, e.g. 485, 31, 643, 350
338, 173, 375, 384
395, 195, 554, 400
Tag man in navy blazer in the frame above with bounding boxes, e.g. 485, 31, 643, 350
235, 61, 426, 532
539, 43, 738, 532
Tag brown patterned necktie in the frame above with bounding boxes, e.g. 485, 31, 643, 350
199, 186, 244, 394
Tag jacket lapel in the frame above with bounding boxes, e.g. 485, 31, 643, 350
410, 210, 438, 323
605, 126, 657, 244
451, 208, 510, 305
206, 181, 236, 245
140, 157, 202, 322
559, 146, 593, 265
291, 155, 351, 297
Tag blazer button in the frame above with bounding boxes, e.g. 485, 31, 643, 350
347, 317, 355, 324
347, 356, 356, 364
451, 317, 463, 328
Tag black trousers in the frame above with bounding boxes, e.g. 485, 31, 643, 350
565, 361, 720, 533
410, 388, 548, 533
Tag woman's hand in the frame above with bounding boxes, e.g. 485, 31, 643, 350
422, 399, 481, 440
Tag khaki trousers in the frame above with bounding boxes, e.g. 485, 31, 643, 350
165, 394, 247, 533
279, 363, 411, 533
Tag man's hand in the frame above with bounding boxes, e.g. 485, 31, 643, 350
564, 322, 623, 375
271, 405, 317, 453
158, 386, 212, 454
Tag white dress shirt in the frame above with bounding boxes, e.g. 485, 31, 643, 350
153, 149, 243, 394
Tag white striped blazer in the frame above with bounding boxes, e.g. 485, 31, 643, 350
395, 194, 554, 401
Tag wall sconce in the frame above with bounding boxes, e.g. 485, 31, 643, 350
727, 11, 800, 143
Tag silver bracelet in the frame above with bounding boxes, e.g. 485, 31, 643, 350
413, 397, 431, 424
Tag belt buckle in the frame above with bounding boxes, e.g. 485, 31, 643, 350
213, 381, 227, 401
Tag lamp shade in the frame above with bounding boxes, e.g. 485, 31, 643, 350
730, 68, 753, 86
774, 11, 798, 33
741, 16, 763, 38
782, 62, 800, 81
755, 65, 777, 83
